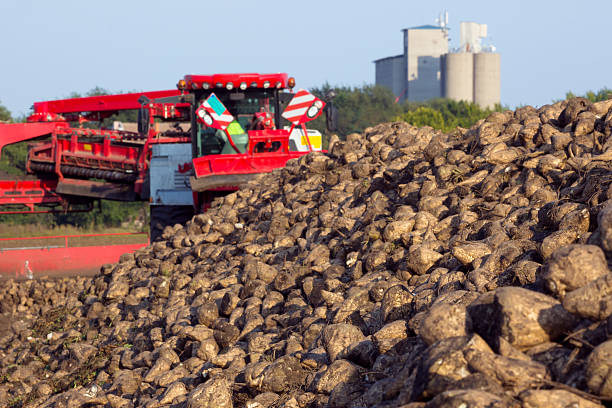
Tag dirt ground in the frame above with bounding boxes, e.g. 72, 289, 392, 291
0, 313, 10, 339
0, 268, 100, 280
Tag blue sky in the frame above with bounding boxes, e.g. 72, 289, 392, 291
0, 0, 609, 116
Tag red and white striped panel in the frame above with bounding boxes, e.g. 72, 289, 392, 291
282, 89, 325, 125
196, 93, 234, 130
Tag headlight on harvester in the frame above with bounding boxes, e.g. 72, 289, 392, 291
202, 82, 210, 90
226, 82, 234, 90
263, 81, 270, 88
307, 100, 323, 118
240, 82, 247, 90
197, 108, 213, 126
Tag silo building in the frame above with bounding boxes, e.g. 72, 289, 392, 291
374, 17, 501, 108
374, 24, 448, 103
375, 54, 405, 100
473, 52, 501, 109
441, 52, 473, 102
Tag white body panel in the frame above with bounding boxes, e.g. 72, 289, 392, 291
150, 143, 193, 206
286, 127, 323, 152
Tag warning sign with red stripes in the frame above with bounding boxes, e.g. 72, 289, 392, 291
196, 93, 234, 130
281, 89, 325, 125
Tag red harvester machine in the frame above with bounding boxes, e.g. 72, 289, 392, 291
0, 73, 329, 276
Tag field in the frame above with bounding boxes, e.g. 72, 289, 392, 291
0, 234, 147, 250
0, 224, 147, 248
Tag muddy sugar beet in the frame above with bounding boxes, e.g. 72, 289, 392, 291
4, 97, 612, 407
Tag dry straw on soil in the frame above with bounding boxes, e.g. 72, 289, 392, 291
3, 97, 612, 407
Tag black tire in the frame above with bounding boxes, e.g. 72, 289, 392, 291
150, 205, 194, 242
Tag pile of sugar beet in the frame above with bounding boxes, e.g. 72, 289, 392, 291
5, 97, 612, 408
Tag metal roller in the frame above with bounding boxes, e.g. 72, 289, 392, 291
29, 162, 138, 182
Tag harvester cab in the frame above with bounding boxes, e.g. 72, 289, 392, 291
179, 73, 324, 157
160, 73, 325, 199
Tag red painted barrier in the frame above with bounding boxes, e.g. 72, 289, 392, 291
0, 233, 149, 278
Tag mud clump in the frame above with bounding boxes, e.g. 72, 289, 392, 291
4, 97, 612, 406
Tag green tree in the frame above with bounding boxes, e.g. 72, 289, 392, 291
50, 200, 145, 229
0, 100, 11, 122
397, 98, 501, 132
397, 106, 445, 129
0, 200, 146, 230
565, 88, 612, 103
0, 142, 28, 176
310, 84, 402, 136
0, 101, 25, 177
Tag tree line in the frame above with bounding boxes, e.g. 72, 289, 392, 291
308, 84, 505, 135
0, 86, 611, 230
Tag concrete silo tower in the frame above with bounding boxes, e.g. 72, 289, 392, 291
442, 52, 474, 103
473, 52, 501, 109
442, 21, 501, 108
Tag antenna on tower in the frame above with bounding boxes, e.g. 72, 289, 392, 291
437, 10, 448, 29
436, 10, 449, 39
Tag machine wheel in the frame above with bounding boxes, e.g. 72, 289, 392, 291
150, 205, 194, 242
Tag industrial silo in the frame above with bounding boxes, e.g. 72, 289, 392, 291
443, 53, 474, 103
473, 52, 500, 109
